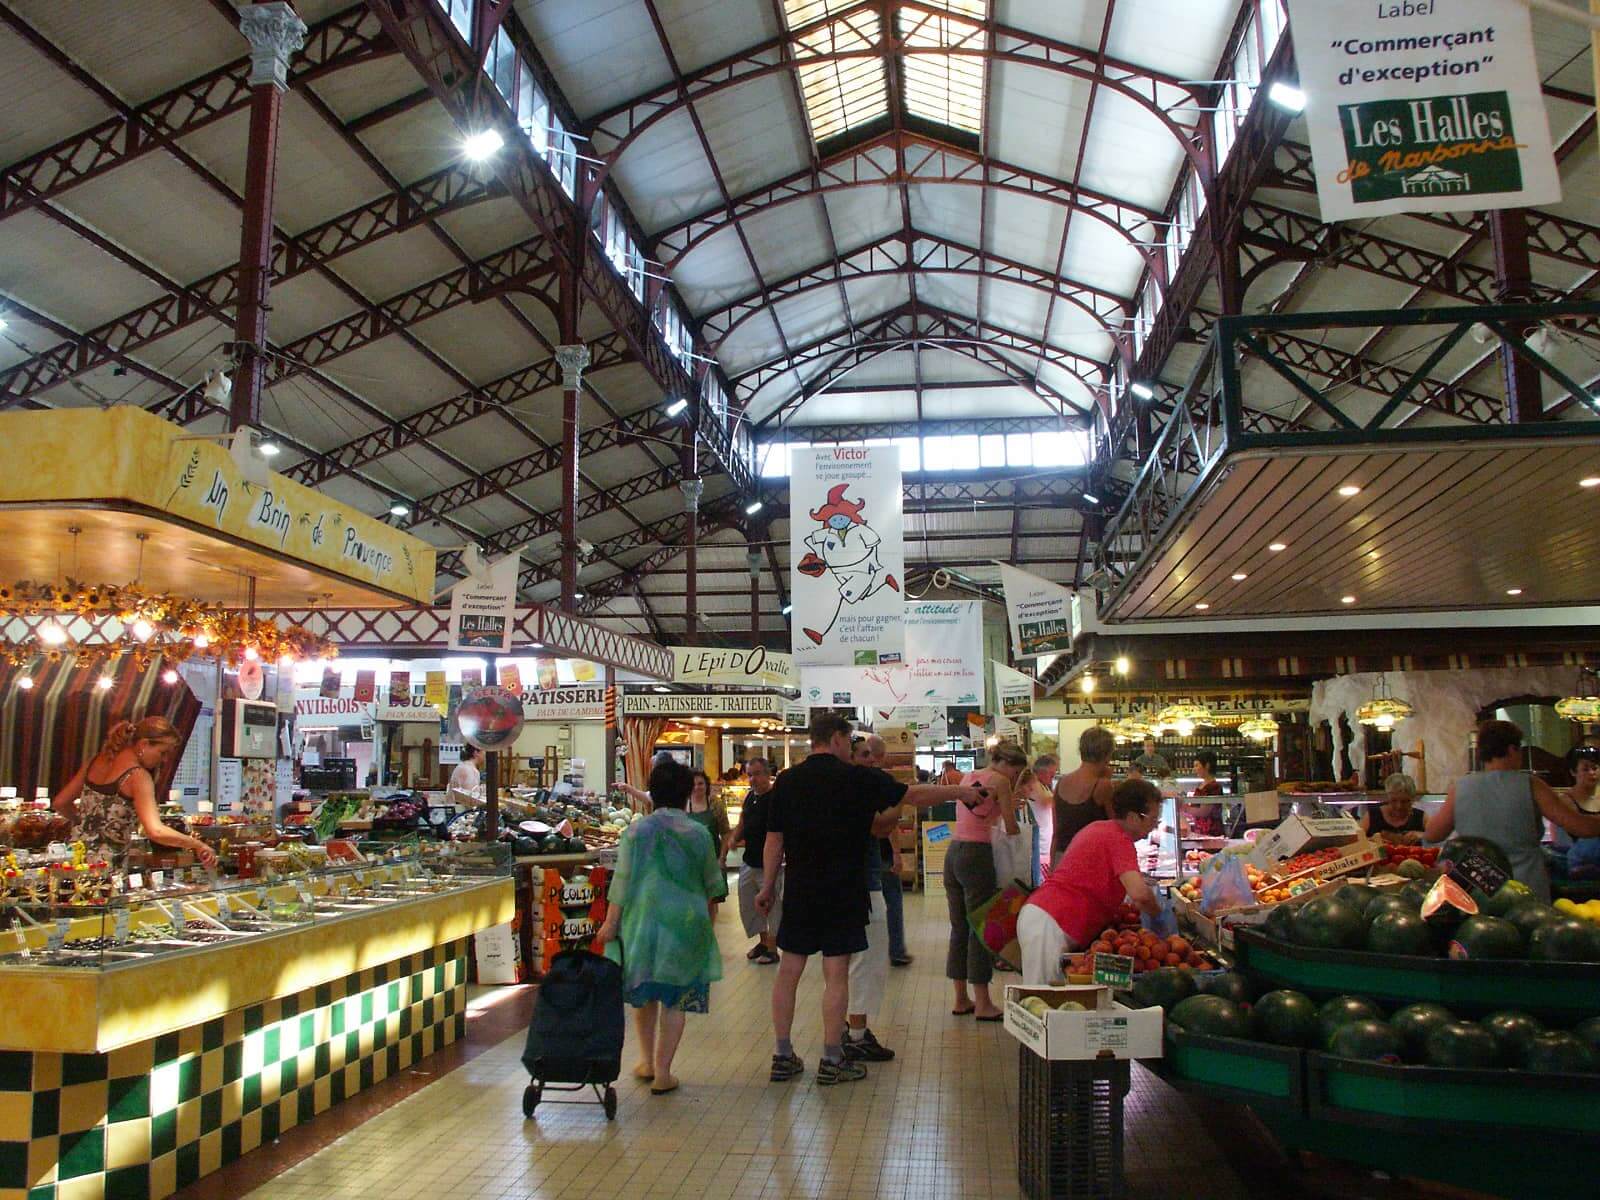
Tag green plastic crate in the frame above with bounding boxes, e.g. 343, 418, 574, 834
1233, 928, 1600, 1019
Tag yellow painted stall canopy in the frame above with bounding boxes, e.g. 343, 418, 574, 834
0, 407, 435, 606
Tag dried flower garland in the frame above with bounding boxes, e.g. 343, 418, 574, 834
0, 579, 337, 669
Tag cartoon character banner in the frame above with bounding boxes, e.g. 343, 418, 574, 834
798, 600, 983, 709
1286, 0, 1559, 221
790, 445, 905, 667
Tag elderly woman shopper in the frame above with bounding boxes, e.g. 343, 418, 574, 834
594, 759, 727, 1095
1553, 747, 1600, 878
943, 742, 1027, 1021
1016, 754, 1059, 883
1364, 773, 1427, 843
1426, 719, 1600, 903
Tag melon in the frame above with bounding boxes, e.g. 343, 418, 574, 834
1448, 915, 1524, 961
1317, 995, 1385, 1051
1394, 858, 1428, 881
1505, 901, 1562, 943
1571, 1015, 1600, 1056
1424, 1021, 1500, 1069
1363, 893, 1414, 925
1292, 896, 1366, 950
1481, 879, 1533, 918
1519, 1031, 1599, 1075
1480, 1010, 1545, 1067
1438, 835, 1514, 880
1261, 902, 1297, 942
1130, 966, 1194, 1013
1169, 994, 1251, 1040
1529, 917, 1600, 963
1194, 971, 1253, 1006
1328, 1018, 1404, 1063
1332, 883, 1381, 916
1251, 990, 1319, 1048
1390, 1002, 1455, 1061
1366, 910, 1434, 956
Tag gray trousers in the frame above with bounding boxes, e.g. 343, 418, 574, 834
944, 839, 998, 985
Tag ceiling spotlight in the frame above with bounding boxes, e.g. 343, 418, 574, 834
17, 674, 33, 690
1337, 485, 1361, 497
257, 439, 280, 458
1506, 587, 1523, 596
573, 592, 585, 600
1231, 572, 1248, 581
1082, 493, 1100, 504
1080, 675, 1096, 695
193, 633, 210, 650
39, 621, 68, 646
744, 500, 764, 515
162, 668, 179, 684
1581, 477, 1600, 489
243, 645, 260, 662
530, 642, 544, 649
462, 128, 504, 161
1129, 382, 1155, 401
1268, 542, 1287, 552
388, 503, 409, 517
1194, 602, 1210, 610
664, 397, 688, 417
1113, 656, 1130, 676
130, 618, 155, 642
96, 675, 114, 691
781, 604, 793, 615
1267, 82, 1306, 113
1341, 595, 1357, 605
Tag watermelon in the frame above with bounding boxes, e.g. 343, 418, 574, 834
1505, 901, 1562, 943
1394, 858, 1428, 881
1261, 902, 1297, 943
1572, 1015, 1600, 1056
1421, 875, 1478, 923
1332, 884, 1381, 916
1390, 1003, 1455, 1061
1328, 1018, 1404, 1063
1519, 1031, 1599, 1075
1481, 879, 1533, 918
1363, 893, 1414, 925
1317, 995, 1385, 1050
1529, 917, 1600, 963
1480, 1010, 1545, 1067
1424, 1021, 1500, 1069
1194, 971, 1253, 1006
1448, 915, 1524, 961
1293, 896, 1366, 950
1169, 994, 1251, 1039
1251, 990, 1319, 1048
1439, 835, 1515, 880
1399, 880, 1432, 907
1366, 910, 1434, 956
1131, 966, 1195, 1012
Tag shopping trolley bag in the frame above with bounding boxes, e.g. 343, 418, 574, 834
520, 948, 625, 1119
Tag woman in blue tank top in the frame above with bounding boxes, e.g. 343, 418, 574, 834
1425, 719, 1600, 903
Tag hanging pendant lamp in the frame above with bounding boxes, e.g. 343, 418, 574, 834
1555, 666, 1600, 722
1355, 673, 1415, 730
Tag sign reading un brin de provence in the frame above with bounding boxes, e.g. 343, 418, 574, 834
1286, 0, 1559, 221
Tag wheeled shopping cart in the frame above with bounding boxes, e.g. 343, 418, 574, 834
520, 948, 625, 1120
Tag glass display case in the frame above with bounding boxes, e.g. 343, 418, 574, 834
0, 842, 511, 971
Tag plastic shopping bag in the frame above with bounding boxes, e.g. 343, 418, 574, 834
1141, 891, 1179, 938
969, 882, 1032, 969
1200, 853, 1256, 914
991, 822, 1035, 890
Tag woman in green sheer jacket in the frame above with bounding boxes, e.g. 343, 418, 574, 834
594, 757, 728, 1094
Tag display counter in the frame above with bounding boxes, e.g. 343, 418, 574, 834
0, 851, 513, 1200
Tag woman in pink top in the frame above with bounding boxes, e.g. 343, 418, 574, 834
1017, 779, 1164, 986
944, 742, 1025, 1020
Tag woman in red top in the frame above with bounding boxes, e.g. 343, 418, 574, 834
1017, 779, 1164, 986
1185, 749, 1225, 838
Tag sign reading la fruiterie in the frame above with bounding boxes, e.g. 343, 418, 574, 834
1287, 0, 1560, 220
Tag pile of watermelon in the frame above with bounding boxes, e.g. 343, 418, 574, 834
1157, 974, 1600, 1074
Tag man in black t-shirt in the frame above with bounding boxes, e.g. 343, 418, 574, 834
758, 713, 983, 1086
728, 756, 781, 964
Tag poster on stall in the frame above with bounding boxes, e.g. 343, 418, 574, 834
534, 657, 559, 690
999, 564, 1077, 659
447, 553, 519, 653
319, 666, 340, 698
877, 725, 917, 786
790, 445, 905, 667
389, 669, 410, 707
1285, 0, 1559, 221
424, 670, 448, 713
353, 670, 376, 703
498, 662, 522, 694
797, 600, 982, 708
461, 666, 482, 689
994, 661, 1036, 719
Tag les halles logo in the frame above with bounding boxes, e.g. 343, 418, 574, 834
1337, 91, 1525, 202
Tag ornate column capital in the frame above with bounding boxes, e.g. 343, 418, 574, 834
679, 477, 704, 514
239, 3, 308, 91
555, 344, 591, 389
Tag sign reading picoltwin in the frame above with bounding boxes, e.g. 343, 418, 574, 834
1287, 0, 1560, 220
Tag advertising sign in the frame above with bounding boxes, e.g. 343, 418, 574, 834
388, 669, 410, 707
1286, 0, 1560, 220
424, 670, 447, 713
672, 645, 795, 688
521, 685, 608, 722
999, 564, 1077, 658
798, 599, 984, 708
994, 662, 1036, 719
447, 554, 519, 653
790, 445, 905, 666
622, 693, 784, 717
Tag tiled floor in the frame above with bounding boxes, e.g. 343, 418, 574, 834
224, 893, 1279, 1200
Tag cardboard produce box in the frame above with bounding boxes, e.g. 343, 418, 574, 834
1003, 984, 1163, 1061
1248, 814, 1364, 871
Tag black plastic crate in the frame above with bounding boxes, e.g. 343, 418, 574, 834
1017, 1045, 1130, 1200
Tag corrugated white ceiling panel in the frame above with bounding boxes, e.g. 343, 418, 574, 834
356, 104, 471, 196
1105, 0, 1235, 79
516, 0, 672, 118
738, 201, 836, 285
307, 339, 462, 419
909, 184, 984, 251
15, 0, 239, 104
690, 76, 812, 199
1058, 219, 1144, 298
302, 51, 427, 127
673, 226, 765, 312
972, 277, 1051, 338
997, 0, 1112, 45
404, 303, 546, 387
660, 0, 780, 74
822, 186, 903, 249
327, 225, 464, 302
984, 189, 1068, 276
1073, 90, 1186, 210
914, 274, 981, 321
260, 272, 370, 344
238, 96, 387, 231
921, 389, 1060, 421
788, 390, 919, 426
986, 60, 1092, 186
0, 210, 163, 332
0, 24, 110, 164
611, 110, 719, 232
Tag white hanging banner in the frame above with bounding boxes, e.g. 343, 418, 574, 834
790, 446, 905, 667
447, 554, 520, 654
994, 661, 1037, 719
998, 563, 1077, 659
1286, 0, 1560, 221
798, 599, 983, 707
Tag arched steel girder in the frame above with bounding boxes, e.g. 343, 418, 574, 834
651, 133, 1162, 273
701, 230, 1130, 353
584, 2, 1210, 188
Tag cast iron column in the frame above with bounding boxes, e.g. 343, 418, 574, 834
231, 3, 306, 431
1489, 208, 1543, 423
680, 465, 702, 642
556, 344, 590, 608
748, 544, 762, 647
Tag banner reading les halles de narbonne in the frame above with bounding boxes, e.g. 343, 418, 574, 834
1286, 0, 1559, 221
790, 445, 905, 667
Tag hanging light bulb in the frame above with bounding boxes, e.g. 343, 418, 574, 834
161, 668, 179, 685
243, 645, 260, 662
1175, 719, 1195, 738
39, 621, 68, 646
192, 633, 210, 650
1238, 715, 1277, 743
96, 675, 114, 691
130, 618, 154, 642
17, 675, 33, 690
1081, 675, 1097, 695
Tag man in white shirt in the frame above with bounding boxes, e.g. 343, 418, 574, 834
448, 745, 482, 807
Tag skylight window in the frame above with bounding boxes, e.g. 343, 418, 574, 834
782, 0, 989, 149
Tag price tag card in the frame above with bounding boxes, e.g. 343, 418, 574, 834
1082, 1014, 1131, 1053
1091, 952, 1134, 990
12, 928, 30, 958
113, 908, 131, 942
48, 918, 70, 951
167, 900, 186, 930
1446, 848, 1510, 898
126, 873, 144, 891
216, 894, 232, 917
152, 871, 165, 889
295, 882, 313, 907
